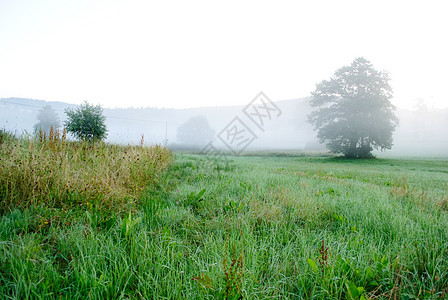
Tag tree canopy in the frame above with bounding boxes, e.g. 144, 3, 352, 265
34, 105, 60, 134
308, 57, 398, 158
176, 115, 215, 148
64, 102, 107, 142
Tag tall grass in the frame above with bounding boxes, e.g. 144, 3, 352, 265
0, 128, 17, 146
0, 129, 172, 214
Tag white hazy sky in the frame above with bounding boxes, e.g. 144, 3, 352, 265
1, 0, 447, 109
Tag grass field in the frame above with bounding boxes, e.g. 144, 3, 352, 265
1, 138, 448, 299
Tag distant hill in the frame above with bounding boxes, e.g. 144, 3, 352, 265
1, 97, 447, 156
0, 97, 317, 150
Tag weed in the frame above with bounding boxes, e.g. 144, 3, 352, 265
192, 272, 213, 290
223, 238, 244, 300
183, 189, 206, 212
121, 211, 142, 239
438, 196, 448, 211
345, 280, 366, 300
223, 200, 243, 214
318, 240, 329, 274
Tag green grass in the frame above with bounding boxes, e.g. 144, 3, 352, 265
1, 146, 448, 298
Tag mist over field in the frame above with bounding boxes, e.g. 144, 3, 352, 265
1, 97, 447, 157
3, 1, 448, 298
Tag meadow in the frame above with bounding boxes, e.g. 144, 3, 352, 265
1, 134, 447, 299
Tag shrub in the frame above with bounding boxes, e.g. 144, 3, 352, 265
64, 101, 107, 142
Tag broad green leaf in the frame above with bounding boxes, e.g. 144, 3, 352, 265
345, 281, 360, 299
307, 258, 319, 273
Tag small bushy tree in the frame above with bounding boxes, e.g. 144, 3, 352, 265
308, 57, 398, 158
34, 105, 60, 134
64, 102, 107, 142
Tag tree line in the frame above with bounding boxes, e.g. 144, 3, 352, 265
35, 57, 398, 158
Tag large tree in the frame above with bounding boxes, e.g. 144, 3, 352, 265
64, 102, 107, 142
34, 105, 60, 134
308, 57, 398, 158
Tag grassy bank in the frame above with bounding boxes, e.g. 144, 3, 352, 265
0, 131, 171, 215
0, 144, 447, 298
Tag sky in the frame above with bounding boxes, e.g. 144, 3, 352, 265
0, 0, 447, 110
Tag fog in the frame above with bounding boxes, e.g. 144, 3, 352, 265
2, 97, 447, 158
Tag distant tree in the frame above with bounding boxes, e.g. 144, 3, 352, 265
34, 105, 60, 134
176, 115, 215, 148
308, 57, 398, 158
64, 102, 107, 142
